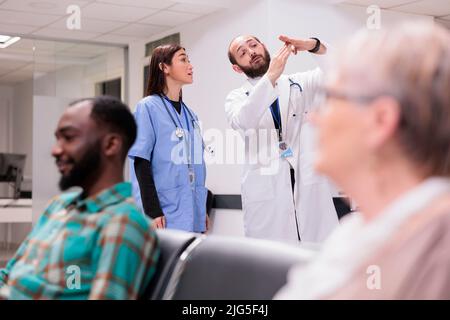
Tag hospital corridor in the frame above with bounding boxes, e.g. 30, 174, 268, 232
0, 0, 449, 312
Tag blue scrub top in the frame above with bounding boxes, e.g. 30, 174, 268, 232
128, 95, 207, 233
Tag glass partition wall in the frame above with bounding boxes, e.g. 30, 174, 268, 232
0, 36, 126, 254
31, 39, 126, 224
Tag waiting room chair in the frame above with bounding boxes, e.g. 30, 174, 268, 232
162, 235, 316, 300
141, 229, 198, 300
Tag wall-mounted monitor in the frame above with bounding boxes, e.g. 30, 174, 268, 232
0, 153, 26, 199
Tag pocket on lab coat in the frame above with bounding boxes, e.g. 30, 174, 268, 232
299, 122, 322, 186
299, 152, 322, 186
242, 169, 276, 204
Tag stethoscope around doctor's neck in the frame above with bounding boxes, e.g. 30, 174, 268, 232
159, 94, 199, 140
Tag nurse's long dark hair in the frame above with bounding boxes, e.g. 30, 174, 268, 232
146, 43, 184, 97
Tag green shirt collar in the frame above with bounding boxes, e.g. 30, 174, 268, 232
70, 182, 132, 213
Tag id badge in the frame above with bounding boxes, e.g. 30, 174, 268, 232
279, 141, 293, 159
188, 168, 195, 185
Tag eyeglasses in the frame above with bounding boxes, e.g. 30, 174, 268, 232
313, 86, 393, 115
317, 87, 381, 104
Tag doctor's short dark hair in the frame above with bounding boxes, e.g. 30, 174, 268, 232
146, 43, 185, 97
69, 96, 137, 160
228, 35, 263, 65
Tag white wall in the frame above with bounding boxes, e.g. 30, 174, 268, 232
32, 96, 72, 225
266, 1, 433, 71
126, 0, 434, 237
0, 85, 13, 153
6, 81, 34, 243
33, 48, 124, 99
0, 85, 14, 239
12, 79, 33, 181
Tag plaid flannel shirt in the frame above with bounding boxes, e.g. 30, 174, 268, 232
0, 182, 159, 300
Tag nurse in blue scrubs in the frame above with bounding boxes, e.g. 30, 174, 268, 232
128, 43, 209, 233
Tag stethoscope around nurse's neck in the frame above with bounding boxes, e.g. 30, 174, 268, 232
159, 94, 197, 140
159, 94, 211, 158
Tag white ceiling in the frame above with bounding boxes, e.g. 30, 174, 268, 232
0, 38, 122, 85
0, 0, 236, 85
1, 0, 449, 45
0, 0, 231, 45
1, 0, 449, 85
341, 0, 450, 19
341, 0, 450, 33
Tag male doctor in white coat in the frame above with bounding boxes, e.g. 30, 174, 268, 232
225, 35, 339, 244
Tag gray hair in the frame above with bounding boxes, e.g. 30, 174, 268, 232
329, 21, 450, 176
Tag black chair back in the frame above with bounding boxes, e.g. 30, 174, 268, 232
164, 235, 315, 300
141, 229, 197, 300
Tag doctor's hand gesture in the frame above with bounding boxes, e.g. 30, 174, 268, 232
266, 43, 293, 87
152, 216, 166, 229
279, 35, 327, 55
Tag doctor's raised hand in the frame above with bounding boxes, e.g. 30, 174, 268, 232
279, 35, 327, 55
266, 43, 293, 86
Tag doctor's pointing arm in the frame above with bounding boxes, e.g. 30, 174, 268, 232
282, 36, 330, 108
279, 36, 327, 55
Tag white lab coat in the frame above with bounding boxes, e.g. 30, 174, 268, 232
225, 65, 339, 244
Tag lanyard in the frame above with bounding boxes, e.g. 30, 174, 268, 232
270, 98, 282, 142
159, 95, 195, 165
159, 95, 191, 132
159, 95, 200, 133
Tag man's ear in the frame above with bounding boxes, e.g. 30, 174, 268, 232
232, 64, 243, 74
102, 133, 122, 158
367, 96, 401, 149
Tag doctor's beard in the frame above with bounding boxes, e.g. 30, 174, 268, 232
238, 47, 271, 79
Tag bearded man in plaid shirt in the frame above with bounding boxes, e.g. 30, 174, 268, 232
0, 96, 159, 300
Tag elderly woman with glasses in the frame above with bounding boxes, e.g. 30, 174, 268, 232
275, 21, 450, 300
